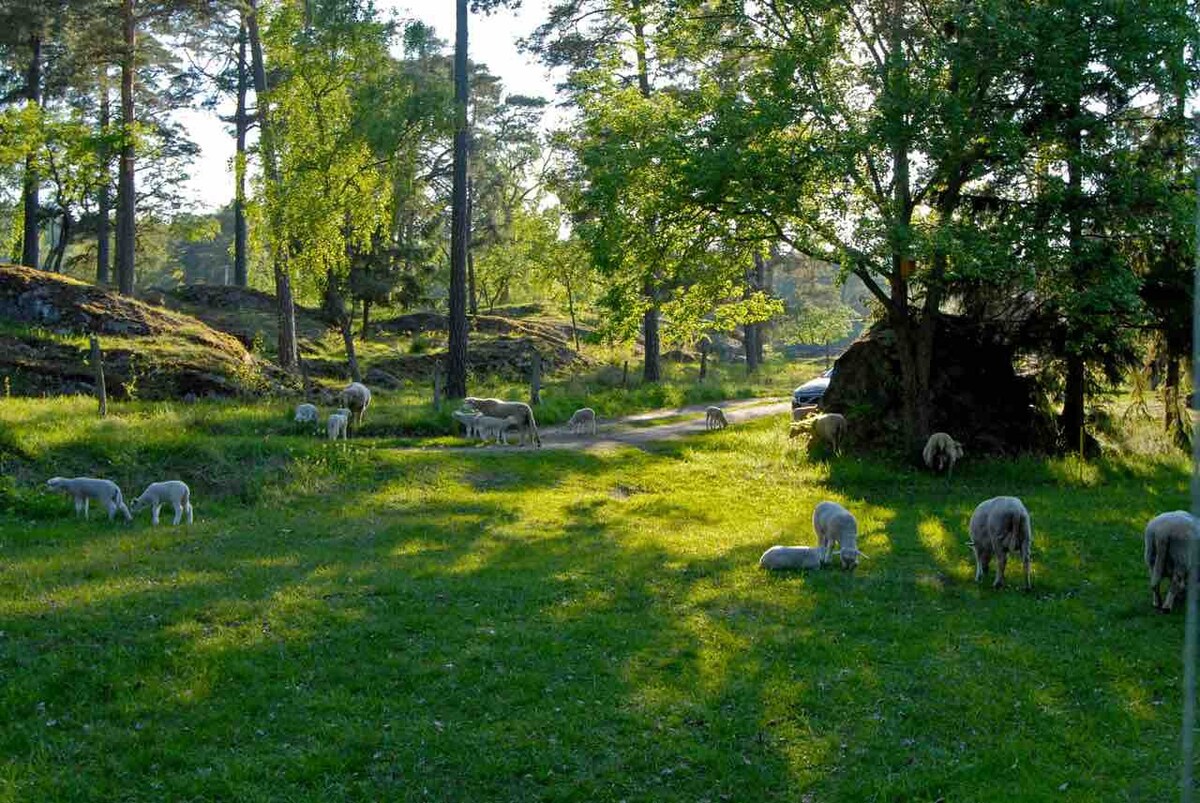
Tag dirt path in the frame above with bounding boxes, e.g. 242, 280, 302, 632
433, 397, 791, 453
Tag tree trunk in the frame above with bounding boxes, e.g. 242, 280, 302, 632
642, 303, 661, 382
632, 4, 661, 384
467, 249, 478, 317
445, 0, 470, 400
21, 33, 41, 271
361, 298, 371, 341
90, 336, 107, 417
1058, 93, 1087, 451
115, 0, 136, 296
529, 349, 541, 406
50, 211, 70, 273
341, 316, 361, 383
699, 341, 709, 381
1164, 357, 1183, 441
96, 68, 111, 285
565, 276, 579, 351
233, 18, 248, 288
247, 0, 298, 370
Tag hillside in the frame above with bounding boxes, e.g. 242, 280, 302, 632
0, 265, 298, 400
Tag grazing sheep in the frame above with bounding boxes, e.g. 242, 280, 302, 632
813, 500, 861, 569
464, 397, 541, 447
46, 477, 132, 522
452, 409, 483, 439
475, 414, 521, 445
131, 480, 193, 525
759, 545, 825, 570
327, 412, 349, 442
968, 496, 1033, 590
294, 403, 319, 424
1144, 511, 1198, 612
923, 432, 964, 478
341, 382, 372, 427
568, 407, 598, 436
705, 406, 729, 431
790, 413, 847, 454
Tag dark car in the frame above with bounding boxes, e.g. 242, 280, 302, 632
791, 367, 834, 409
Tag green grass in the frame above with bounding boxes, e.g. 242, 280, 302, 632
0, 395, 1191, 801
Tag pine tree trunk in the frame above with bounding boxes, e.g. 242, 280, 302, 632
21, 33, 41, 271
1164, 356, 1183, 440
115, 0, 136, 296
565, 277, 579, 351
96, 68, 111, 285
446, 0, 470, 399
233, 19, 248, 288
1058, 94, 1087, 452
642, 303, 661, 382
632, 5, 661, 384
468, 249, 478, 317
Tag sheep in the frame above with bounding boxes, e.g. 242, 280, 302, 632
813, 500, 862, 569
464, 397, 541, 447
759, 545, 825, 570
968, 496, 1033, 590
475, 414, 521, 445
1144, 511, 1198, 612
452, 409, 483, 439
341, 382, 372, 427
705, 406, 729, 431
568, 407, 598, 436
327, 412, 349, 442
130, 480, 193, 526
294, 403, 319, 424
46, 477, 132, 522
923, 432, 964, 478
790, 413, 847, 454
334, 407, 352, 420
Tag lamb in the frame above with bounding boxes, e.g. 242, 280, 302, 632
705, 406, 729, 431
813, 500, 862, 569
475, 414, 521, 445
568, 407, 597, 436
790, 413, 847, 454
341, 382, 372, 427
130, 480, 193, 525
452, 409, 483, 439
464, 397, 541, 447
294, 403, 319, 424
759, 545, 825, 570
46, 477, 132, 522
968, 496, 1033, 590
923, 432, 964, 478
1144, 511, 1198, 612
327, 412, 349, 442
334, 407, 352, 420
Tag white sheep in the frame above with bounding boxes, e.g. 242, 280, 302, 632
968, 496, 1033, 590
452, 409, 483, 439
465, 397, 541, 447
334, 407, 352, 419
789, 413, 847, 454
923, 432, 964, 478
568, 407, 597, 436
705, 406, 729, 431
759, 545, 825, 570
294, 403, 319, 424
1144, 511, 1198, 612
341, 382, 372, 427
813, 500, 862, 569
474, 414, 522, 445
327, 412, 349, 442
46, 477, 132, 522
130, 480, 193, 525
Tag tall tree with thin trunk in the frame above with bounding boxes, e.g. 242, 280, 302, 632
233, 17, 248, 287
113, 0, 135, 295
20, 32, 41, 270
96, 66, 111, 284
446, 0, 470, 399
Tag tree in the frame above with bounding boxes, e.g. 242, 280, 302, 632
793, 304, 854, 369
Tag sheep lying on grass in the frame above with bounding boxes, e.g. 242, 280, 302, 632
813, 500, 862, 569
342, 382, 371, 427
46, 477, 132, 522
568, 407, 597, 436
759, 545, 825, 570
969, 496, 1033, 590
327, 413, 349, 442
452, 409, 483, 439
705, 406, 728, 431
790, 413, 847, 454
1144, 511, 1198, 612
923, 432, 964, 478
465, 397, 541, 447
131, 480, 193, 525
294, 403, 318, 424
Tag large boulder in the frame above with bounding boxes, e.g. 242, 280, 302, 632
821, 316, 1052, 455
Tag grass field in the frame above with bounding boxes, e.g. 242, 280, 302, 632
0, 393, 1192, 801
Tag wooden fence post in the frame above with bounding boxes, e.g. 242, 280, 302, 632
89, 335, 107, 417
529, 348, 542, 406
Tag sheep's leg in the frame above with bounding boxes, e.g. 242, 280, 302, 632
151, 504, 160, 526
974, 546, 990, 583
83, 497, 90, 520
186, 503, 194, 525
1022, 554, 1032, 591
994, 551, 1007, 589
74, 496, 84, 517
172, 503, 182, 525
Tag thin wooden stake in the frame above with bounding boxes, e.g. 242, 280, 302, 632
89, 335, 107, 417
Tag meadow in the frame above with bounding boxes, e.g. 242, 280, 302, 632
0, 389, 1192, 801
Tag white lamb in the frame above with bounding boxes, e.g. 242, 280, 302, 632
790, 413, 847, 454
341, 382, 372, 427
327, 412, 349, 442
968, 496, 1033, 590
1144, 511, 1198, 612
813, 500, 862, 569
705, 406, 729, 430
759, 545, 825, 570
475, 414, 521, 445
465, 397, 541, 447
923, 432, 964, 478
452, 409, 483, 439
568, 407, 597, 436
294, 403, 318, 423
46, 477, 132, 522
131, 480, 193, 525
